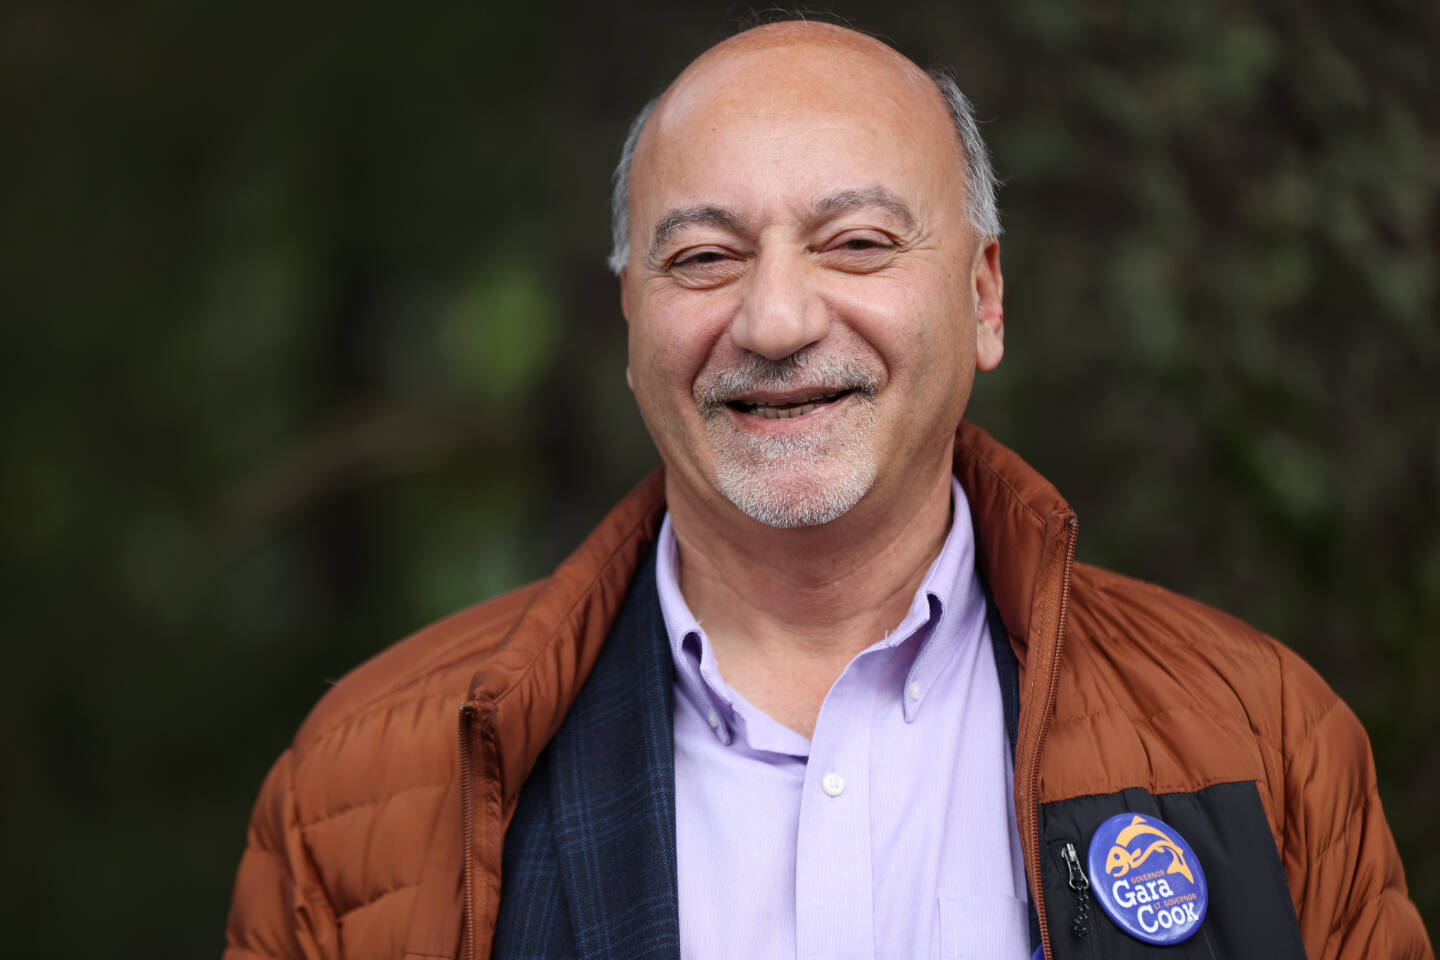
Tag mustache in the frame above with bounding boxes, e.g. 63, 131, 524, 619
692, 348, 882, 410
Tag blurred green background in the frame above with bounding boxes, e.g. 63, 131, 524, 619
2, 0, 1435, 953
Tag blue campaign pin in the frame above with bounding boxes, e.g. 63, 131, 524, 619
1087, 812, 1208, 945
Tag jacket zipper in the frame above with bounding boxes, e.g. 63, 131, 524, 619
1030, 516, 1078, 960
1059, 841, 1094, 943
459, 701, 477, 960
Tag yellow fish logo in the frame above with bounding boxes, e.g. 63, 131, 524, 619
1104, 815, 1195, 884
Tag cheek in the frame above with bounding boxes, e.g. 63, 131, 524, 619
632, 289, 739, 389
636, 326, 699, 394
628, 319, 712, 420
832, 273, 968, 382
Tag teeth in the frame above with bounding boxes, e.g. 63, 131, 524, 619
738, 391, 845, 420
756, 403, 818, 419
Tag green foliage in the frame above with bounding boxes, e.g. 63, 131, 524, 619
2, 0, 1435, 951
435, 262, 559, 403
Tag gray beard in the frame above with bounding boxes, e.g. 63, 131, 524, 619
695, 350, 881, 528
707, 412, 879, 527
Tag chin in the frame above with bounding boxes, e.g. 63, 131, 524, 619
711, 460, 878, 529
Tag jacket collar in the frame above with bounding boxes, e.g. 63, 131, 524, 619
953, 420, 1075, 655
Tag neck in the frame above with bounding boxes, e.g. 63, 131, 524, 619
667, 454, 955, 731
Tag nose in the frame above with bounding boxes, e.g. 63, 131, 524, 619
729, 245, 830, 360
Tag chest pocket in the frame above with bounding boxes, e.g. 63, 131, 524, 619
936, 893, 1030, 959
1037, 781, 1304, 960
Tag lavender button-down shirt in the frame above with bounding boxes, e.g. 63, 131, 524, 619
657, 478, 1030, 960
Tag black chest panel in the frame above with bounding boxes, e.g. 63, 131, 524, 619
1037, 781, 1306, 960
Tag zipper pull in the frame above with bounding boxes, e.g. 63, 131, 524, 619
1060, 841, 1092, 940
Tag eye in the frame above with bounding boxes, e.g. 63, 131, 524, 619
817, 231, 899, 272
674, 249, 730, 267
666, 246, 746, 288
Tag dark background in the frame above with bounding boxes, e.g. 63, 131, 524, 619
3, 0, 1435, 954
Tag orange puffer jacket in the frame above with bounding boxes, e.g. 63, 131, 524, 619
224, 422, 1431, 960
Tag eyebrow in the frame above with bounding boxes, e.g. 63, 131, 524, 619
648, 206, 747, 263
812, 187, 916, 233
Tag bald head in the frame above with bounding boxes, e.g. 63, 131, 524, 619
663, 21, 938, 123
607, 21, 1000, 274
694, 18, 918, 65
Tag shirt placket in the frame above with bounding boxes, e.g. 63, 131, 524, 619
794, 651, 880, 960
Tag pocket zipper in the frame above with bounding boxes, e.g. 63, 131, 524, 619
1060, 841, 1093, 942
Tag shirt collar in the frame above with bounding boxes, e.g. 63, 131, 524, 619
896, 475, 983, 722
656, 515, 738, 745
655, 476, 985, 741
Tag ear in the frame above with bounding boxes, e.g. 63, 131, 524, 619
620, 268, 635, 393
972, 238, 1004, 372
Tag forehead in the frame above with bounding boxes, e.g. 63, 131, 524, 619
632, 40, 963, 221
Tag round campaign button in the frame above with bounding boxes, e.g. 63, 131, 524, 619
1087, 812, 1208, 946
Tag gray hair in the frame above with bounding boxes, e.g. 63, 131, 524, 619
605, 67, 1002, 276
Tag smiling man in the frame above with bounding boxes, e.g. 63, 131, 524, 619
224, 20, 1430, 960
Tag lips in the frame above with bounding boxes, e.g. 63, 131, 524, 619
727, 390, 853, 420
693, 350, 882, 425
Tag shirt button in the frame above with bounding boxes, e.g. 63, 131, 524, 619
821, 772, 846, 797
908, 681, 922, 701
706, 709, 721, 729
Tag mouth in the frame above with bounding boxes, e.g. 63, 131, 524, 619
726, 389, 856, 420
